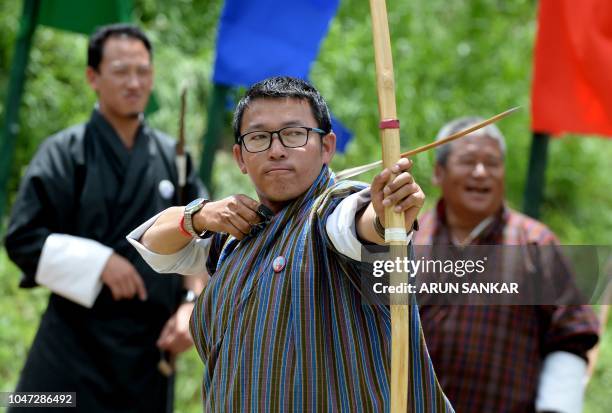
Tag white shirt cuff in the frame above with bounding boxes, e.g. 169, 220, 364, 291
326, 189, 413, 262
126, 211, 210, 276
536, 351, 588, 413
35, 234, 112, 308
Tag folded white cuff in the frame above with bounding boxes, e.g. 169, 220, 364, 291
326, 188, 412, 262
126, 211, 210, 276
35, 234, 113, 308
536, 351, 588, 413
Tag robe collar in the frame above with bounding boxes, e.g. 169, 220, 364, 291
88, 109, 148, 173
432, 198, 508, 245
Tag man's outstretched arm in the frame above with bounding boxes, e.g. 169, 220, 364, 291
141, 195, 262, 254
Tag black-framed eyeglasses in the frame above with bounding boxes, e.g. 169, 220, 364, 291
238, 126, 327, 153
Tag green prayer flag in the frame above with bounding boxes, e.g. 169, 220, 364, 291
38, 0, 133, 35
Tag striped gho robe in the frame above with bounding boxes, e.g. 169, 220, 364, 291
190, 166, 454, 412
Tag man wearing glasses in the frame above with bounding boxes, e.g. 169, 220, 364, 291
128, 76, 455, 411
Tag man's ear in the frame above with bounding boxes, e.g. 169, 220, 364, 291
86, 67, 98, 92
432, 163, 444, 186
321, 131, 336, 165
232, 144, 248, 174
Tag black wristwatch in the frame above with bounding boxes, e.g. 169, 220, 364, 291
183, 198, 214, 239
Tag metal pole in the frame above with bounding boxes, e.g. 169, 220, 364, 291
0, 0, 40, 221
522, 131, 550, 219
198, 83, 230, 195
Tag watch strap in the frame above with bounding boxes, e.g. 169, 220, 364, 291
184, 198, 214, 239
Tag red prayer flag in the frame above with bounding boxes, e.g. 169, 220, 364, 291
531, 0, 612, 137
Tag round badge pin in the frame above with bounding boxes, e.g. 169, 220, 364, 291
272, 256, 286, 272
158, 179, 175, 200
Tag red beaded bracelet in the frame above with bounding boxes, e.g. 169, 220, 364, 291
178, 215, 192, 238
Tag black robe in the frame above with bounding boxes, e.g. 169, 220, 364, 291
5, 110, 204, 412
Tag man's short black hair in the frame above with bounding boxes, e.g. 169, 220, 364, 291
233, 76, 332, 143
87, 23, 152, 71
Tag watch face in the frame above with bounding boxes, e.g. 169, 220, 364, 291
186, 197, 205, 212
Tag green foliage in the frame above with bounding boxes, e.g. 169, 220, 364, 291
0, 0, 610, 411
586, 306, 612, 413
0, 251, 48, 390
314, 0, 612, 245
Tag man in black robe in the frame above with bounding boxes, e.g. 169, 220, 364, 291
4, 24, 206, 412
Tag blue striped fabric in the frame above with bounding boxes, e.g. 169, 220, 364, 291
190, 166, 454, 412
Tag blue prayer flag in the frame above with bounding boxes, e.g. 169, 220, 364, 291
331, 115, 352, 153
213, 0, 353, 152
213, 0, 339, 85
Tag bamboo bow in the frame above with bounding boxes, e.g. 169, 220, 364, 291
368, 1, 411, 410
176, 85, 188, 205
367, 3, 518, 410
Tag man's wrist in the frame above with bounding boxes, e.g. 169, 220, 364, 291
192, 206, 208, 234
372, 215, 419, 239
373, 216, 386, 239
184, 198, 214, 239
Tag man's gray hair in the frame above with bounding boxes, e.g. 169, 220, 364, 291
435, 116, 506, 165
